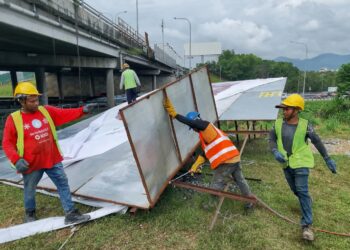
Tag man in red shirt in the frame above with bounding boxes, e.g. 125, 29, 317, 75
2, 82, 92, 224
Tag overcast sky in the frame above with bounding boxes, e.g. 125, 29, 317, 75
84, 0, 350, 64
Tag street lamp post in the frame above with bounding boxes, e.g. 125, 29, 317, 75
290, 41, 308, 96
114, 11, 127, 25
174, 17, 191, 70
136, 0, 139, 35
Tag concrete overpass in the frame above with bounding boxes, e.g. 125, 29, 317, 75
0, 0, 180, 107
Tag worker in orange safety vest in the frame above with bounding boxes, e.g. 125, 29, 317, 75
163, 97, 255, 211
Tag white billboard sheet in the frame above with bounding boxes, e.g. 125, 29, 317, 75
213, 77, 287, 121
184, 42, 222, 56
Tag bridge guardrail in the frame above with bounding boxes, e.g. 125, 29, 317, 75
154, 44, 177, 68
17, 0, 148, 53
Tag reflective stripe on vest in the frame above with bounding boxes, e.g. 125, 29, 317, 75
123, 69, 137, 90
10, 106, 61, 159
275, 118, 314, 169
199, 124, 240, 169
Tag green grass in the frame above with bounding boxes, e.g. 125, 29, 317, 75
0, 83, 13, 97
300, 99, 350, 139
209, 74, 224, 83
1, 138, 349, 249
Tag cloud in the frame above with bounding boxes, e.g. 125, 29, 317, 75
198, 18, 272, 53
85, 0, 350, 60
164, 28, 187, 40
300, 19, 319, 31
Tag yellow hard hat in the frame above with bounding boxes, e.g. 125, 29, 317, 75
14, 82, 41, 97
275, 93, 305, 110
122, 63, 129, 69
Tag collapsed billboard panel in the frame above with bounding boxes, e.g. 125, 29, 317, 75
214, 78, 287, 121
191, 67, 218, 123
165, 77, 198, 161
120, 66, 215, 206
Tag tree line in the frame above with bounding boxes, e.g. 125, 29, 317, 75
201, 50, 344, 94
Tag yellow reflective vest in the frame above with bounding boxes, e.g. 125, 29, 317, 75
10, 106, 61, 159
275, 118, 314, 169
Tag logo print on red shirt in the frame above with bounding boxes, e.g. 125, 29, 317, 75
32, 119, 42, 129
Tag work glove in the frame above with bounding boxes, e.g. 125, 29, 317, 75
189, 155, 206, 174
83, 103, 97, 113
163, 97, 177, 118
272, 149, 286, 163
324, 156, 337, 174
15, 158, 29, 173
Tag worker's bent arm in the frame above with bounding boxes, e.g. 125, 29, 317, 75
175, 114, 209, 131
306, 124, 329, 158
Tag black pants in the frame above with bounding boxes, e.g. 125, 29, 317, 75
126, 88, 137, 104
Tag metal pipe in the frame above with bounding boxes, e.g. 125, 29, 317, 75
290, 41, 308, 96
174, 17, 191, 69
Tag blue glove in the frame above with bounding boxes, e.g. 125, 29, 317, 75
272, 149, 286, 163
324, 157, 337, 174
15, 158, 29, 173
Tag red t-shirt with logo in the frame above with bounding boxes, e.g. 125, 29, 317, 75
2, 105, 84, 174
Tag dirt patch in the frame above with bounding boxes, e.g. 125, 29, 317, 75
311, 138, 350, 156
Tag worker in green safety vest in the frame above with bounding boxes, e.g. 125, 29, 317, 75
269, 93, 337, 241
119, 63, 141, 104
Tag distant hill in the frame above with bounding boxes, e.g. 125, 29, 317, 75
274, 53, 350, 71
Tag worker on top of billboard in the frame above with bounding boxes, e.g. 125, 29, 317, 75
163, 97, 255, 212
269, 93, 337, 241
119, 63, 141, 104
2, 81, 94, 224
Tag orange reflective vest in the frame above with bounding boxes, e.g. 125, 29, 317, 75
199, 124, 239, 169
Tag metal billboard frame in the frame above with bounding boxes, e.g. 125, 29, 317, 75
119, 66, 217, 208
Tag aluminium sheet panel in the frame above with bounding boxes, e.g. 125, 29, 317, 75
219, 78, 287, 120
0, 152, 22, 182
37, 141, 149, 208
57, 114, 103, 140
121, 91, 180, 203
165, 77, 198, 160
191, 67, 217, 123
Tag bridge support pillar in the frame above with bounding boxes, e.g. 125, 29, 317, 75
152, 75, 157, 90
89, 71, 95, 97
106, 69, 115, 107
57, 71, 64, 100
10, 70, 18, 91
35, 68, 48, 105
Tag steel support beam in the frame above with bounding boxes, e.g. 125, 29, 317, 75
172, 181, 257, 203
10, 70, 17, 91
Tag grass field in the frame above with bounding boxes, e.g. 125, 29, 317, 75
0, 83, 13, 97
0, 99, 349, 249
